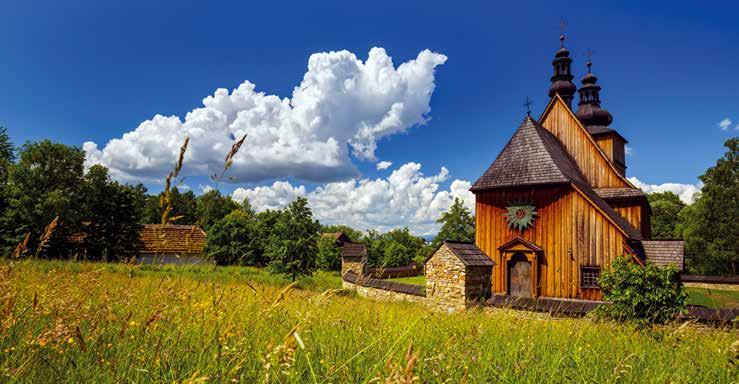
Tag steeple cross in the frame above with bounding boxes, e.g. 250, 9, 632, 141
559, 20, 568, 47
524, 96, 533, 116
586, 48, 594, 72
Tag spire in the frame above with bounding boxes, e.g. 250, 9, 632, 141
548, 33, 577, 108
575, 55, 613, 128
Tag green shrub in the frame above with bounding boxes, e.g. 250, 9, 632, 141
596, 256, 686, 325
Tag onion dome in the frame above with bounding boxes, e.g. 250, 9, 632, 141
575, 60, 613, 128
548, 34, 577, 108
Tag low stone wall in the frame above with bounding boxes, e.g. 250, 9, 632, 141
366, 264, 423, 279
342, 272, 425, 304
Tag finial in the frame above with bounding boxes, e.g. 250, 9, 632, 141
586, 48, 593, 73
524, 96, 533, 116
559, 20, 568, 48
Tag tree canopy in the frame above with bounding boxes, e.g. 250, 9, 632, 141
432, 197, 475, 248
265, 197, 321, 280
647, 191, 685, 239
676, 137, 738, 275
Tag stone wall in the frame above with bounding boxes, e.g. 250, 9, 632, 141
342, 280, 425, 304
341, 257, 367, 276
342, 271, 425, 304
425, 244, 468, 313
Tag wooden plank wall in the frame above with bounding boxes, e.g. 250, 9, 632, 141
612, 203, 650, 239
475, 187, 627, 300
540, 100, 628, 189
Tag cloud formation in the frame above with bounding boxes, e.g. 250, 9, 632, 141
628, 177, 702, 204
718, 118, 732, 131
376, 161, 393, 170
232, 162, 473, 236
84, 48, 447, 183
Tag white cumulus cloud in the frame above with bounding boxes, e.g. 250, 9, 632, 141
718, 118, 732, 131
376, 161, 393, 170
628, 177, 702, 204
84, 47, 447, 183
232, 162, 473, 236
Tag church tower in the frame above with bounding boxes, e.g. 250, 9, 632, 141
548, 34, 577, 108
575, 58, 627, 176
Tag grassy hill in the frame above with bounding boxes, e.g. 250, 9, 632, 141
0, 260, 736, 383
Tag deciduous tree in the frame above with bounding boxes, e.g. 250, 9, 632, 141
265, 197, 320, 280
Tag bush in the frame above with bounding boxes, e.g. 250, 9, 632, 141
596, 256, 686, 325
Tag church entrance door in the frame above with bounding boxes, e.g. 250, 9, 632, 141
507, 252, 532, 298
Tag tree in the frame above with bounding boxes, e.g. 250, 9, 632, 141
196, 189, 240, 231
0, 127, 14, 254
140, 187, 198, 225
676, 138, 738, 275
433, 197, 475, 248
2, 141, 85, 254
647, 191, 685, 239
265, 197, 320, 280
77, 165, 144, 260
205, 210, 263, 266
381, 241, 410, 267
364, 227, 425, 268
596, 256, 686, 326
316, 235, 342, 271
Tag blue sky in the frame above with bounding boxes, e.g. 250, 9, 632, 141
1, 1, 737, 233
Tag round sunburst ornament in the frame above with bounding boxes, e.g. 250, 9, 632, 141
504, 202, 538, 232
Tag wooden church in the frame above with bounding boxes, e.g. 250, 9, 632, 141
470, 34, 684, 301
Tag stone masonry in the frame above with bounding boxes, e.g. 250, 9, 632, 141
341, 241, 493, 313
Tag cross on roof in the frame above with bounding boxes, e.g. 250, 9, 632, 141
559, 20, 568, 47
586, 48, 594, 72
524, 96, 533, 116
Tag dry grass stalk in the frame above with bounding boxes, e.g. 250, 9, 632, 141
160, 137, 189, 225
12, 233, 30, 258
34, 216, 60, 258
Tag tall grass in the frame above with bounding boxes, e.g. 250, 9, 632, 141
1, 260, 736, 383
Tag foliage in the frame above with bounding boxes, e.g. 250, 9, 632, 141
265, 197, 321, 280
141, 187, 198, 225
1, 140, 85, 254
596, 256, 687, 325
316, 235, 342, 271
381, 241, 409, 267
195, 189, 240, 231
0, 127, 14, 254
204, 210, 263, 266
365, 227, 426, 268
320, 224, 364, 243
76, 165, 144, 260
675, 137, 738, 275
647, 191, 685, 239
0, 260, 735, 383
434, 198, 475, 246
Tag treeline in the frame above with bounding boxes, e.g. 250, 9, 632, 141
648, 138, 738, 275
0, 128, 477, 279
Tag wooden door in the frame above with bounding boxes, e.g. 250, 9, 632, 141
508, 253, 532, 298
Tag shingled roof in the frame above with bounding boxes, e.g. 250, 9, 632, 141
642, 240, 684, 271
471, 116, 586, 190
442, 241, 495, 267
139, 224, 207, 255
595, 188, 646, 201
341, 243, 367, 259
470, 116, 642, 240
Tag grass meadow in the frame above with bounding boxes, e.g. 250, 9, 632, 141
1, 260, 737, 383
